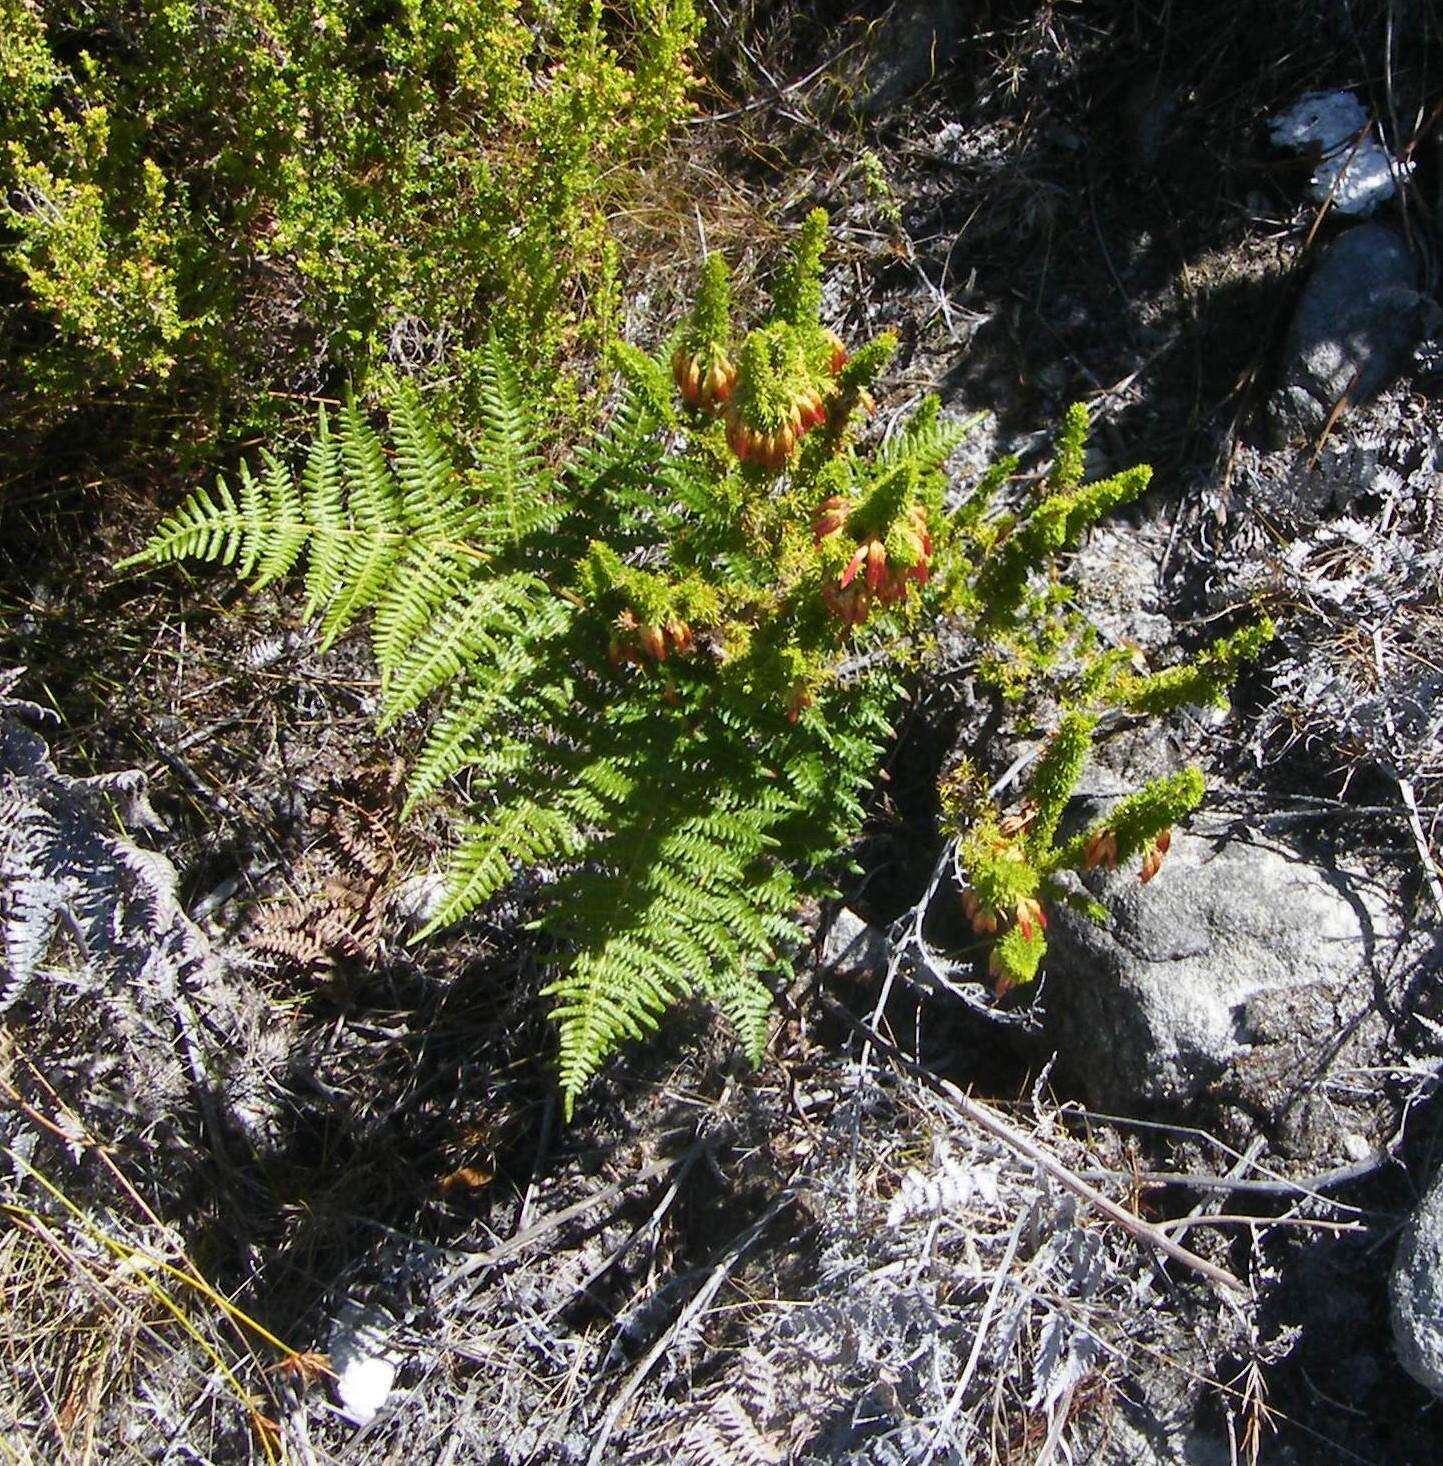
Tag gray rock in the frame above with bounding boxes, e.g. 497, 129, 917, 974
821, 907, 889, 979
1391, 1166, 1443, 1399
1271, 223, 1439, 443
853, 2, 964, 117
1043, 830, 1379, 1109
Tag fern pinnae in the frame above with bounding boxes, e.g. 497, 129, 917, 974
378, 574, 548, 729
698, 961, 776, 1064
876, 399, 975, 478
116, 478, 243, 570
251, 452, 310, 589
547, 927, 688, 1104
370, 545, 477, 686
402, 602, 574, 810
474, 331, 550, 546
300, 408, 348, 617
234, 459, 266, 580
417, 798, 585, 937
315, 400, 405, 648
571, 344, 670, 500
388, 381, 470, 536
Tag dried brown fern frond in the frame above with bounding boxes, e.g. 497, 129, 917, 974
680, 1389, 785, 1466
247, 760, 414, 976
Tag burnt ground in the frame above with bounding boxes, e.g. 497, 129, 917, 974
3, 2, 1443, 1462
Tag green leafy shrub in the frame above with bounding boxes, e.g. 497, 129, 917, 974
121, 211, 1271, 1110
1, 0, 698, 432
938, 397, 1274, 992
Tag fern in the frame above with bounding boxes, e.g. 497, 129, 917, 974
120, 214, 1271, 1112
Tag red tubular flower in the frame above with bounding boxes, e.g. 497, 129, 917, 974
961, 888, 999, 935
675, 347, 736, 416
812, 495, 852, 543
1014, 896, 1047, 942
664, 618, 693, 656
865, 538, 887, 593
703, 355, 736, 409
1139, 828, 1173, 884
801, 388, 828, 430
839, 543, 869, 589
639, 623, 667, 662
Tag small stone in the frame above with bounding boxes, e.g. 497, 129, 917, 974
1269, 91, 1412, 216
1391, 1167, 1443, 1399
853, 2, 964, 117
334, 1355, 396, 1427
1270, 223, 1440, 442
821, 908, 890, 979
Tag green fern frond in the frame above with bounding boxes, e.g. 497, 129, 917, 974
379, 574, 549, 728
371, 546, 479, 683
572, 342, 671, 509
418, 798, 587, 936
317, 399, 406, 648
117, 473, 277, 573
300, 408, 348, 616
402, 600, 574, 811
877, 396, 973, 481
543, 799, 790, 1112
387, 382, 479, 540
245, 454, 308, 587
548, 926, 693, 1107
473, 331, 552, 547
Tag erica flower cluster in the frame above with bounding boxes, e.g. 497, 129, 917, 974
1082, 824, 1173, 882
813, 496, 932, 628
607, 609, 694, 667
725, 383, 829, 471
672, 345, 736, 416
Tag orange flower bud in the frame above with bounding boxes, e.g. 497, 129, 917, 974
639, 623, 666, 662
1082, 830, 1119, 872
704, 359, 727, 405
823, 328, 848, 375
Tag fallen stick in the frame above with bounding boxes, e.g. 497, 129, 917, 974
822, 996, 1246, 1294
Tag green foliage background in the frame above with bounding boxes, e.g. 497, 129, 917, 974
0, 0, 698, 439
